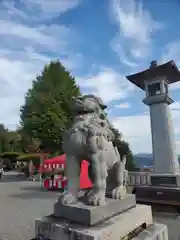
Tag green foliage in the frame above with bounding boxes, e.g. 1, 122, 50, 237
118, 140, 136, 171
111, 128, 136, 171
0, 152, 22, 161
17, 129, 41, 153
7, 130, 22, 152
0, 124, 11, 153
17, 154, 41, 167
48, 152, 60, 158
3, 159, 14, 170
20, 60, 81, 154
0, 152, 22, 157
0, 124, 24, 153
0, 151, 22, 169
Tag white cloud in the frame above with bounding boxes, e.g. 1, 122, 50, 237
112, 114, 151, 153
20, 0, 80, 14
160, 40, 180, 90
78, 68, 135, 104
1, 0, 81, 21
0, 20, 74, 54
2, 0, 179, 160
114, 102, 130, 109
112, 106, 180, 154
110, 0, 161, 67
171, 101, 180, 110
61, 53, 85, 71
0, 20, 53, 45
0, 0, 83, 130
0, 97, 24, 130
0, 50, 50, 130
161, 40, 180, 66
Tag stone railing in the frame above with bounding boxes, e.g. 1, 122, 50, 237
128, 171, 151, 186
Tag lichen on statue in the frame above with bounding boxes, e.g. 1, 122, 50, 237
58, 94, 128, 206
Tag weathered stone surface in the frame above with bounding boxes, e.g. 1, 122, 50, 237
150, 173, 180, 186
54, 194, 136, 226
60, 94, 128, 206
135, 185, 180, 206
35, 204, 153, 240
126, 61, 180, 175
151, 175, 177, 186
132, 223, 168, 240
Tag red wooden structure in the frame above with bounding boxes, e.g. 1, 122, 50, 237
40, 154, 92, 190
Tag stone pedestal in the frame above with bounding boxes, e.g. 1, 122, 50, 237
54, 194, 136, 226
135, 173, 180, 207
150, 173, 180, 186
34, 195, 168, 239
136, 185, 180, 206
35, 204, 153, 240
133, 223, 168, 240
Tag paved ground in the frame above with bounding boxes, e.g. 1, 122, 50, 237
0, 172, 60, 240
0, 172, 180, 240
153, 211, 180, 240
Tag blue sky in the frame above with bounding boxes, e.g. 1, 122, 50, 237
1, 0, 180, 154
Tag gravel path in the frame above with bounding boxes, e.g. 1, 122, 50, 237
0, 172, 180, 239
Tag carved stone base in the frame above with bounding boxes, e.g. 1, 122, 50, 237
53, 194, 136, 226
35, 204, 161, 240
135, 185, 180, 206
150, 173, 180, 187
133, 223, 168, 240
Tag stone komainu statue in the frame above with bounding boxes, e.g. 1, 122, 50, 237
59, 94, 128, 206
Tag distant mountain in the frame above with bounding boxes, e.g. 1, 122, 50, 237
135, 153, 153, 158
134, 153, 180, 168
134, 154, 153, 168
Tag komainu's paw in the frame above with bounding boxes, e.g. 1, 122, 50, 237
111, 185, 127, 199
58, 192, 77, 205
84, 189, 93, 197
87, 191, 106, 206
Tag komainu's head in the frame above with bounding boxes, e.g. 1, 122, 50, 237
72, 94, 107, 115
